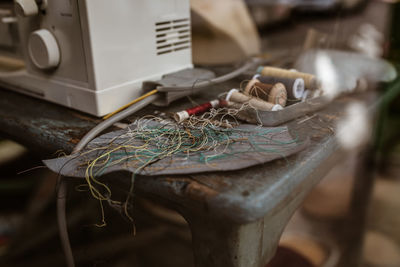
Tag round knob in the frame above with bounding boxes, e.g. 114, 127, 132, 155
28, 29, 60, 69
15, 0, 39, 17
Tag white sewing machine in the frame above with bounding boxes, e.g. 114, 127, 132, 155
0, 0, 192, 116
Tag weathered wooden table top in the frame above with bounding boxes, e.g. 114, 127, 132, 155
0, 84, 375, 224
0, 0, 387, 226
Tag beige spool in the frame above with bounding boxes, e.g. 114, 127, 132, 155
268, 83, 287, 107
245, 80, 287, 107
245, 79, 272, 100
244, 79, 261, 94
258, 66, 318, 90
226, 89, 282, 111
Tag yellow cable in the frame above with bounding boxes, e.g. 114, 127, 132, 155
103, 89, 159, 119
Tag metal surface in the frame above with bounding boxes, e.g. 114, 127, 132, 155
238, 96, 330, 126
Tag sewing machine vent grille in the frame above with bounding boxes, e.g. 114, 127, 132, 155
155, 18, 191, 55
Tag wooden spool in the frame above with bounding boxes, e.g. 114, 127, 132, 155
244, 80, 287, 107
257, 76, 305, 100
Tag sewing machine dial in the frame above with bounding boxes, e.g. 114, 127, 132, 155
28, 29, 60, 69
15, 0, 47, 16
15, 0, 39, 17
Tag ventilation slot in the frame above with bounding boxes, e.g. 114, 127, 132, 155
155, 18, 191, 55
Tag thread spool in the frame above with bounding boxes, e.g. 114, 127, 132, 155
257, 76, 305, 100
174, 99, 226, 122
268, 83, 287, 107
244, 79, 262, 95
245, 80, 287, 107
226, 89, 283, 111
257, 66, 318, 90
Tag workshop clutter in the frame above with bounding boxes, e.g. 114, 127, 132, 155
45, 116, 306, 226
172, 48, 397, 127
171, 65, 323, 126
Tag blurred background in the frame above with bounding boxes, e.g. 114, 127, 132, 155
0, 0, 399, 266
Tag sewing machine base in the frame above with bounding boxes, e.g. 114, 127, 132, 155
0, 64, 191, 116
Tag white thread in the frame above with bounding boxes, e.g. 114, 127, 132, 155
272, 104, 283, 111
174, 111, 189, 122
210, 99, 220, 108
226, 88, 239, 101
293, 78, 305, 99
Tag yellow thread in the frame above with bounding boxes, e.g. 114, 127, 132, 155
103, 89, 159, 119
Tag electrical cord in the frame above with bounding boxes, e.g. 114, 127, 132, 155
157, 58, 261, 92
56, 58, 259, 267
57, 179, 74, 267
100, 58, 260, 120
74, 94, 159, 152
57, 94, 160, 267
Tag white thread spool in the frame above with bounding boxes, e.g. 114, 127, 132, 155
174, 111, 189, 122
226, 89, 283, 111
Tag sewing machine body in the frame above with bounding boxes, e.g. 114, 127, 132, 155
0, 0, 192, 116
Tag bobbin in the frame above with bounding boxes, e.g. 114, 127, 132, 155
174, 110, 190, 122
226, 89, 283, 111
174, 99, 223, 123
268, 83, 287, 107
257, 76, 305, 100
257, 66, 319, 90
244, 79, 262, 95
245, 80, 287, 107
